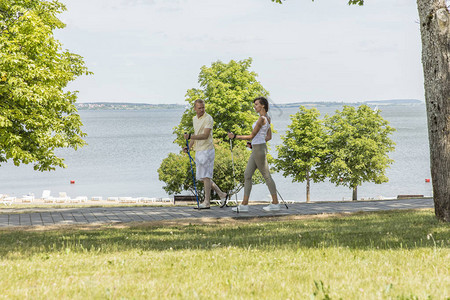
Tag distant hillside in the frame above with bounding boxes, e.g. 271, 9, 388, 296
363, 99, 423, 105
275, 99, 423, 108
75, 99, 424, 110
76, 102, 185, 110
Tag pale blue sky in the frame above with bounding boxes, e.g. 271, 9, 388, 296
55, 0, 424, 104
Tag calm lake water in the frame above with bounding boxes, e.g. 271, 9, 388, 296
0, 104, 432, 202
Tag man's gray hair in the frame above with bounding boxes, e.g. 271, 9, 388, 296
194, 99, 205, 107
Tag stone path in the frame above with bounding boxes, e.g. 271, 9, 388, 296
0, 198, 434, 228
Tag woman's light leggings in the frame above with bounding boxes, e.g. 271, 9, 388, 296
244, 143, 277, 197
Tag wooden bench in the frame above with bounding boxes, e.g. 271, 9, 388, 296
173, 195, 198, 204
397, 195, 424, 199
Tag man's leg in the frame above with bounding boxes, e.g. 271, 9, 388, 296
211, 180, 227, 199
203, 177, 212, 207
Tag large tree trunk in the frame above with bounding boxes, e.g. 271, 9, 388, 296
352, 186, 357, 201
417, 0, 450, 221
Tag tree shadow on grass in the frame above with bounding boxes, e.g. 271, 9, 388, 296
0, 210, 448, 258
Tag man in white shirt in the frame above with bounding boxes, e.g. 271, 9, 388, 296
184, 99, 227, 209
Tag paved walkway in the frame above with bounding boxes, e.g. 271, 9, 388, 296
0, 198, 434, 228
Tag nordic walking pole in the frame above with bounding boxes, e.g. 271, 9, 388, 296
276, 189, 288, 209
229, 136, 239, 213
185, 134, 200, 209
260, 174, 289, 209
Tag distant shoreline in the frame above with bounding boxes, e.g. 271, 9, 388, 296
75, 99, 424, 110
75, 103, 185, 110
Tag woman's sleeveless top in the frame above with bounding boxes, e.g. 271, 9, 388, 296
252, 116, 270, 145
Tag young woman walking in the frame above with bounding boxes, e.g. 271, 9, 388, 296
227, 97, 279, 212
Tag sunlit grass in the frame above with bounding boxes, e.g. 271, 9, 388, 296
0, 209, 448, 299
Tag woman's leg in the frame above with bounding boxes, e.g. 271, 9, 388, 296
252, 144, 278, 204
242, 151, 258, 205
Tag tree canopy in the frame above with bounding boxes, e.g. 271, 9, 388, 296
274, 106, 328, 202
274, 105, 395, 202
0, 0, 90, 171
172, 58, 268, 147
324, 105, 395, 200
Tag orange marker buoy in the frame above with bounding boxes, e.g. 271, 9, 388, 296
425, 179, 430, 183
70, 180, 75, 184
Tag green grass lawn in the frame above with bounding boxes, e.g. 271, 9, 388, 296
0, 209, 448, 299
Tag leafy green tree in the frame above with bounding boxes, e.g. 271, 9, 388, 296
274, 106, 328, 203
158, 151, 203, 198
161, 58, 268, 197
172, 58, 268, 147
0, 0, 90, 171
324, 105, 395, 200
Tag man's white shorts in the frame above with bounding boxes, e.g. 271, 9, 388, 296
195, 148, 215, 180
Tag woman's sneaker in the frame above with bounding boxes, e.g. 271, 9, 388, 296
263, 203, 280, 211
232, 205, 248, 212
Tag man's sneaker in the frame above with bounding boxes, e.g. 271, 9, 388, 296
193, 203, 210, 209
263, 203, 280, 211
232, 205, 248, 212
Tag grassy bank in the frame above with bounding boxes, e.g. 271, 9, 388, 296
0, 209, 448, 299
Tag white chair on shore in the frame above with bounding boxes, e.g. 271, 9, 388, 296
22, 193, 35, 203
55, 192, 70, 203
0, 194, 15, 206
119, 197, 138, 203
71, 196, 88, 203
41, 190, 55, 203
141, 197, 157, 203
76, 196, 88, 202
